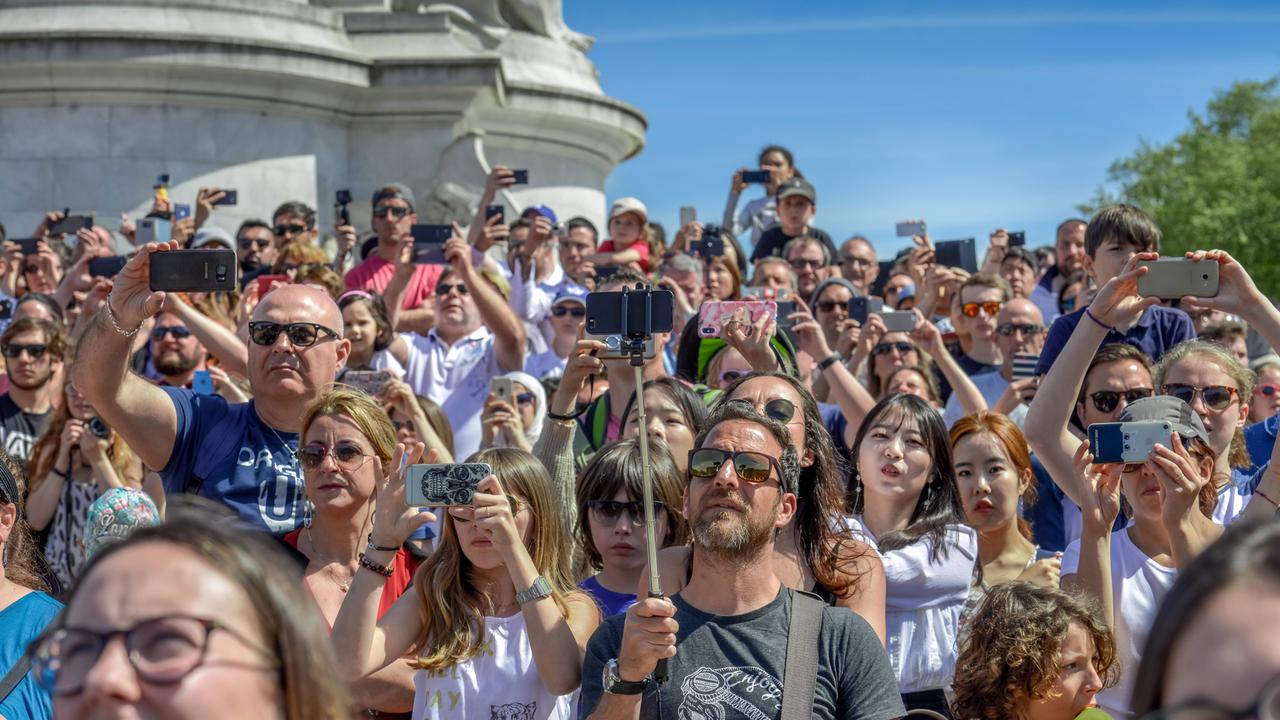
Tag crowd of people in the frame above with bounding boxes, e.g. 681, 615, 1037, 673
0, 144, 1277, 720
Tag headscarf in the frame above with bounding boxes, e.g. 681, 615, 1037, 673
499, 371, 547, 447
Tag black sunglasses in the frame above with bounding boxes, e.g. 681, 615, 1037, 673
435, 283, 469, 297
816, 300, 848, 313
725, 397, 796, 424
1162, 383, 1239, 412
688, 447, 784, 487
551, 305, 585, 318
872, 341, 914, 356
272, 224, 308, 237
587, 499, 664, 524
2, 343, 47, 359
247, 321, 340, 348
996, 323, 1044, 336
1087, 387, 1154, 413
150, 326, 192, 342
239, 236, 270, 250
372, 205, 411, 219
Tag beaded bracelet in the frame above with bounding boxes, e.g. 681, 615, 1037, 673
357, 553, 393, 578
1083, 307, 1117, 335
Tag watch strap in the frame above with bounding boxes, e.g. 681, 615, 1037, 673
605, 658, 649, 695
816, 352, 842, 371
516, 575, 553, 605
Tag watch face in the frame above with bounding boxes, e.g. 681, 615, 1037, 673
604, 659, 618, 689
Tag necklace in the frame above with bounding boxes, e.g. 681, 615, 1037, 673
306, 527, 355, 593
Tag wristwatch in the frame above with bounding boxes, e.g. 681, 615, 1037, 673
603, 658, 649, 695
515, 575, 553, 605
816, 351, 842, 371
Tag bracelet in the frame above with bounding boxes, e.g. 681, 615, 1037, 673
103, 301, 142, 338
51, 467, 69, 480
368, 540, 400, 553
546, 408, 583, 422
1257, 488, 1280, 510
357, 553, 394, 578
816, 352, 842, 372
1083, 307, 1117, 335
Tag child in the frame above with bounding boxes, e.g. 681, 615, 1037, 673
590, 197, 653, 273
748, 177, 837, 262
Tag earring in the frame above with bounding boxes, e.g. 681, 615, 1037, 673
302, 500, 314, 529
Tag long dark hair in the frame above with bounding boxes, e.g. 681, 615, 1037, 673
620, 378, 708, 437
2, 449, 49, 592
849, 393, 964, 561
1130, 518, 1280, 712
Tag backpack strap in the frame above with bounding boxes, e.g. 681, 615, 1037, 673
780, 589, 825, 720
186, 401, 249, 496
0, 652, 31, 704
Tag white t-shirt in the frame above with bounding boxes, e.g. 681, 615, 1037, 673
400, 327, 502, 460
847, 516, 978, 693
412, 612, 574, 720
524, 349, 568, 381
1062, 527, 1178, 717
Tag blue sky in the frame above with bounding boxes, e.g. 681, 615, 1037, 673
564, 1, 1280, 259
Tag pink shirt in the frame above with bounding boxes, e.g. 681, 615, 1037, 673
343, 256, 443, 310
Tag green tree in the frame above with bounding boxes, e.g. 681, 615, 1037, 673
1080, 77, 1280, 297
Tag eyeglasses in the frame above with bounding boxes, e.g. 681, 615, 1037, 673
816, 300, 848, 313
788, 258, 823, 270
2, 343, 47, 359
239, 236, 270, 250
872, 341, 915, 357
150, 326, 192, 342
688, 447, 784, 486
725, 397, 797, 424
435, 283, 469, 297
372, 205, 410, 219
1161, 384, 1240, 412
840, 255, 874, 268
720, 370, 749, 385
588, 499, 664, 525
391, 417, 415, 434
32, 614, 278, 697
960, 301, 1004, 318
996, 323, 1043, 336
296, 442, 374, 472
272, 223, 308, 237
515, 392, 534, 406
1256, 382, 1280, 398
247, 321, 340, 348
551, 305, 585, 318
884, 284, 910, 296
1137, 672, 1280, 720
1087, 387, 1154, 413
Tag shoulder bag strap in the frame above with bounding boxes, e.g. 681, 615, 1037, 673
780, 589, 825, 720
0, 652, 31, 703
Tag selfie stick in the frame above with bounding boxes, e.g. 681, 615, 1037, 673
621, 285, 669, 684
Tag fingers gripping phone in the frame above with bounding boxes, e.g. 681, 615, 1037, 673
1136, 258, 1219, 299
405, 463, 493, 506
1087, 421, 1173, 464
698, 300, 776, 338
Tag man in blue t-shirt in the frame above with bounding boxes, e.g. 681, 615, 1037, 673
74, 242, 350, 535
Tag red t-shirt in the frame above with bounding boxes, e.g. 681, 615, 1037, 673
343, 256, 443, 311
283, 528, 419, 619
597, 239, 651, 273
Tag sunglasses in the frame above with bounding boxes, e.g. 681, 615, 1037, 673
788, 258, 823, 270
996, 323, 1043, 336
435, 283, 469, 297
688, 447, 784, 486
960, 301, 1004, 318
296, 442, 373, 472
1087, 387, 1154, 413
150, 326, 192, 342
1256, 382, 1280, 398
372, 205, 410, 219
872, 341, 914, 356
247, 321, 340, 348
720, 370, 750, 385
272, 224, 308, 237
551, 305, 585, 318
725, 397, 797, 424
816, 300, 848, 313
1162, 383, 1239, 412
587, 499, 664, 525
239, 236, 270, 250
515, 392, 534, 406
2, 343, 47, 359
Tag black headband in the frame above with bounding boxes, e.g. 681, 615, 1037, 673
0, 460, 18, 508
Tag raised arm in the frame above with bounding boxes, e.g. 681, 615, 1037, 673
72, 242, 182, 472
467, 166, 517, 252
788, 298, 875, 431
913, 310, 987, 417
444, 229, 525, 372
1062, 443, 1121, 631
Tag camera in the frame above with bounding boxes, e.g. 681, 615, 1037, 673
88, 417, 110, 440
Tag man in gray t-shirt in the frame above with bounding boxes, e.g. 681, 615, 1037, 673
579, 403, 904, 720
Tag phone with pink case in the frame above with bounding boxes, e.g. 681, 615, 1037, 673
698, 300, 777, 338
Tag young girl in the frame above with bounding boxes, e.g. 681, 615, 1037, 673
331, 445, 599, 719
848, 393, 978, 717
590, 198, 652, 273
952, 582, 1117, 720
338, 290, 404, 374
1248, 357, 1280, 423
574, 438, 688, 616
722, 144, 799, 247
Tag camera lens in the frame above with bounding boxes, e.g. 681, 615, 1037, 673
216, 265, 228, 280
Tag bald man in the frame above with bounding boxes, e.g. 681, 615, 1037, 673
75, 242, 350, 533
943, 297, 1046, 428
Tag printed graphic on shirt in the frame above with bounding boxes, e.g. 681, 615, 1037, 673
2, 428, 36, 463
237, 444, 303, 534
490, 701, 535, 720
678, 666, 782, 720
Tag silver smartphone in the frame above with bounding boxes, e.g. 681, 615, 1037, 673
877, 310, 917, 333
404, 463, 492, 507
895, 220, 926, 238
489, 376, 514, 403
1136, 258, 1219, 299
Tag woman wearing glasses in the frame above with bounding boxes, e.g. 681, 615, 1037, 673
32, 507, 350, 719
575, 439, 688, 616
1249, 357, 1280, 423
282, 387, 421, 716
480, 371, 546, 454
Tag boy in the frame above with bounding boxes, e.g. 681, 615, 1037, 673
748, 178, 837, 262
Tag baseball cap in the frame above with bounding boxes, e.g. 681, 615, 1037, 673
371, 183, 415, 211
776, 178, 816, 204
552, 286, 588, 308
522, 204, 558, 224
1117, 396, 1210, 446
608, 197, 649, 226
192, 226, 234, 251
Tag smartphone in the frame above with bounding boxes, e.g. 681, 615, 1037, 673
741, 170, 771, 184
405, 463, 493, 507
410, 225, 452, 264
689, 237, 725, 258
1136, 258, 1219, 299
173, 204, 192, 222
587, 333, 658, 360
848, 296, 885, 325
489, 376, 514, 403
136, 218, 171, 245
679, 206, 697, 227
345, 370, 392, 396
594, 265, 620, 284
877, 310, 917, 333
698, 300, 776, 338
50, 215, 93, 236
213, 190, 238, 207
0, 299, 12, 321
256, 274, 288, 297
1007, 231, 1026, 247
148, 249, 237, 292
88, 255, 128, 278
486, 205, 505, 224
510, 169, 529, 185
585, 289, 675, 336
895, 221, 926, 238
774, 299, 798, 331
1088, 421, 1174, 465
14, 238, 38, 255
935, 238, 978, 273
1011, 353, 1040, 380
192, 370, 215, 396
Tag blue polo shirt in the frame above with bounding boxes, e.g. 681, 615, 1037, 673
1035, 305, 1195, 376
1245, 412, 1278, 472
1029, 266, 1062, 324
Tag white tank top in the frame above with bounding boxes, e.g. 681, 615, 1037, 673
412, 611, 575, 720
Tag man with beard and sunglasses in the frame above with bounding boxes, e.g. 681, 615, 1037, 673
580, 402, 903, 720
0, 318, 64, 463
74, 240, 351, 535
147, 313, 207, 389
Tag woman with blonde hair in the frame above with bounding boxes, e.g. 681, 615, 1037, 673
331, 445, 599, 719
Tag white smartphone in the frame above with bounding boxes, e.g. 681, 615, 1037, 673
679, 206, 697, 227
1136, 258, 1219, 299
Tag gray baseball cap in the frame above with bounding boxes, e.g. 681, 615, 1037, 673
1117, 395, 1210, 446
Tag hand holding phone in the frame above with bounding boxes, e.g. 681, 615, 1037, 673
405, 463, 492, 506
410, 225, 452, 264
489, 377, 514, 404
698, 300, 776, 338
1087, 421, 1173, 464
149, 249, 237, 292
1137, 258, 1219, 299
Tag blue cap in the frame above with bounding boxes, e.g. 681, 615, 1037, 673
552, 285, 588, 308
523, 204, 558, 224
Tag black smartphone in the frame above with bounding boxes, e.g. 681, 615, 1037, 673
148, 249, 237, 292
774, 299, 798, 330
741, 170, 771, 184
410, 224, 452, 264
88, 256, 128, 278
689, 237, 725, 258
14, 238, 38, 255
585, 288, 676, 336
213, 190, 238, 207
510, 169, 529, 185
486, 205, 505, 224
594, 265, 620, 284
49, 215, 93, 236
935, 238, 978, 273
405, 463, 493, 506
847, 296, 884, 325
869, 260, 895, 299
1007, 231, 1026, 247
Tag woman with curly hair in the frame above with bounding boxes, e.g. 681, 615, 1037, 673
952, 582, 1117, 720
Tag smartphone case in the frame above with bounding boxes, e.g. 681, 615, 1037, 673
149, 249, 236, 292
406, 463, 492, 507
878, 310, 917, 333
344, 370, 392, 396
699, 301, 777, 338
1136, 259, 1219, 299
1087, 421, 1173, 464
489, 377, 514, 402
1011, 353, 1041, 380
